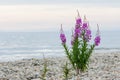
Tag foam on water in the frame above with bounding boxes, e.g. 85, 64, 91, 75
0, 31, 120, 62
0, 51, 65, 62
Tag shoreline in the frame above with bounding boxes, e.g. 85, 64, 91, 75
0, 52, 120, 80
0, 51, 120, 62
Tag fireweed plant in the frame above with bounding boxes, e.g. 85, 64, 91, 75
60, 12, 101, 74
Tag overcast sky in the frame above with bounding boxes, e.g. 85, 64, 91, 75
0, 0, 120, 32
0, 0, 120, 5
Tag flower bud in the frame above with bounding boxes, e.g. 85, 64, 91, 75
60, 24, 66, 44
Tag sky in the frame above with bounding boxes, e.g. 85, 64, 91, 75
0, 0, 120, 32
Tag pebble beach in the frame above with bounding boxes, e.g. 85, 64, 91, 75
0, 52, 120, 80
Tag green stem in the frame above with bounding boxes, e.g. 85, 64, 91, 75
63, 44, 75, 69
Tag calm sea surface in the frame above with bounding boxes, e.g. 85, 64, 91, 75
0, 31, 120, 61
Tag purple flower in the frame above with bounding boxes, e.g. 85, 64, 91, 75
94, 25, 101, 46
60, 25, 66, 44
94, 36, 100, 46
86, 29, 91, 35
82, 23, 88, 30
74, 27, 81, 38
84, 29, 92, 42
60, 33, 66, 44
76, 18, 82, 25
82, 16, 89, 30
76, 11, 82, 25
75, 27, 81, 35
71, 26, 81, 45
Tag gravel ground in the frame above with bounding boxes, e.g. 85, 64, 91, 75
0, 52, 120, 80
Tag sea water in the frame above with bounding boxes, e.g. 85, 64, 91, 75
0, 31, 120, 61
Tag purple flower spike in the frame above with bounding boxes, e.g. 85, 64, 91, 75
82, 23, 88, 29
75, 27, 80, 34
84, 29, 92, 42
74, 27, 81, 38
94, 24, 101, 46
82, 15, 89, 30
76, 18, 82, 25
94, 36, 100, 46
76, 10, 82, 25
86, 29, 91, 35
60, 34, 66, 43
60, 24, 66, 44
